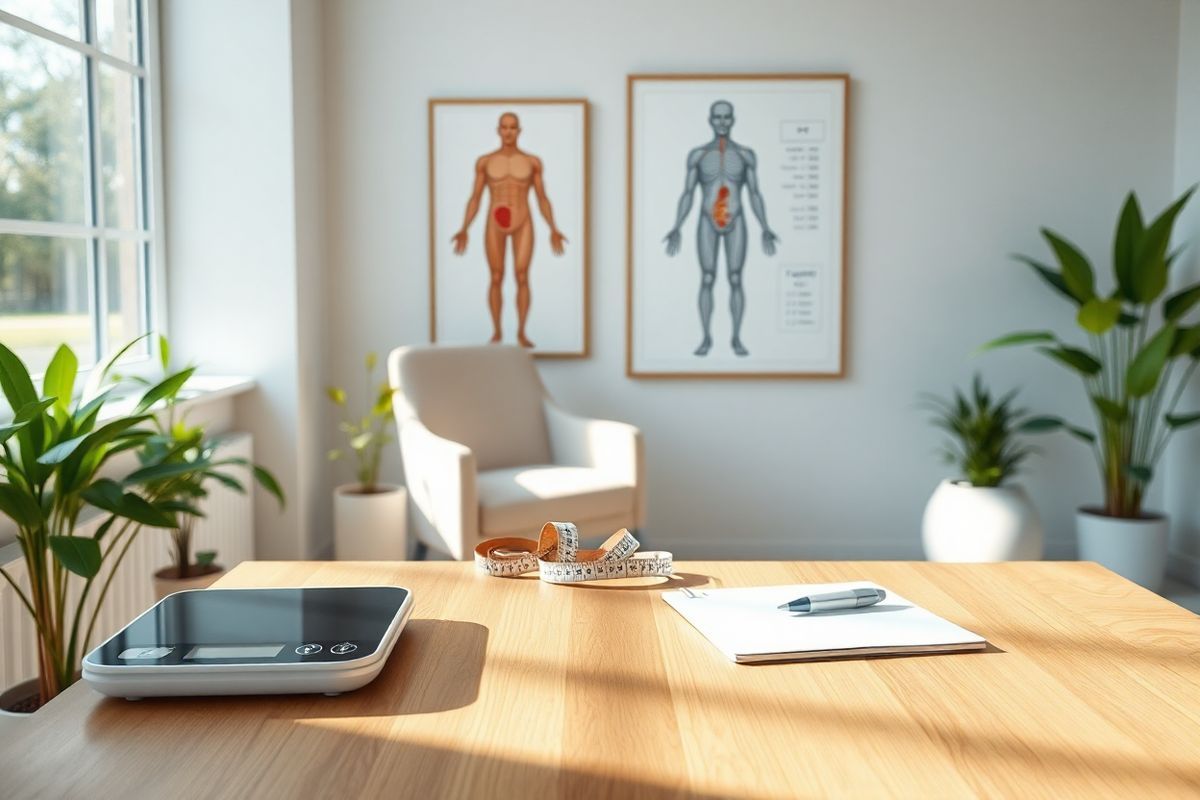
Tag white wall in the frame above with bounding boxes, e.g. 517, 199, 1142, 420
162, 0, 323, 558
1167, 0, 1200, 582
320, 0, 1183, 559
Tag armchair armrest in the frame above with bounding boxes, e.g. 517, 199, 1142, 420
399, 418, 478, 560
543, 400, 645, 527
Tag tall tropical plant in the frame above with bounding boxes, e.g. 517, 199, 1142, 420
980, 188, 1199, 518
0, 338, 189, 704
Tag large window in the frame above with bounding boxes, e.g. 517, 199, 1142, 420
0, 0, 159, 375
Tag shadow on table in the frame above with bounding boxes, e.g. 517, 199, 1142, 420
84, 618, 488, 726
569, 571, 714, 592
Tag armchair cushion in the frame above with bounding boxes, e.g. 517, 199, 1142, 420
476, 465, 636, 538
391, 345, 552, 471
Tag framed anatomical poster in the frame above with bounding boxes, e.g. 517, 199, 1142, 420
627, 74, 849, 378
429, 98, 589, 358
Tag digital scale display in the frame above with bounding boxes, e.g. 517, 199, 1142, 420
185, 645, 285, 660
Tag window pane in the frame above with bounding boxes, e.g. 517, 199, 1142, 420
0, 234, 93, 373
95, 0, 138, 64
103, 237, 146, 355
0, 1, 81, 40
98, 64, 140, 230
0, 24, 87, 223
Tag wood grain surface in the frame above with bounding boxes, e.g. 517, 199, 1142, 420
2, 560, 1199, 799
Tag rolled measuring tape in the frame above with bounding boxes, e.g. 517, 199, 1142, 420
474, 522, 673, 584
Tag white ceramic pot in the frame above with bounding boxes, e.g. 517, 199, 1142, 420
334, 484, 408, 560
153, 565, 226, 601
0, 678, 38, 728
1076, 509, 1168, 590
922, 480, 1044, 562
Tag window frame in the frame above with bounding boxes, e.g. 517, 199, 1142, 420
0, 0, 167, 384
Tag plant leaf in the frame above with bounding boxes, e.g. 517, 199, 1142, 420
1076, 297, 1122, 335
1127, 323, 1177, 397
134, 366, 196, 414
0, 484, 43, 528
1092, 396, 1128, 423
13, 397, 56, 423
0, 342, 37, 412
81, 333, 151, 401
1014, 256, 1080, 306
159, 334, 170, 371
48, 535, 102, 579
1123, 464, 1153, 484
0, 421, 29, 447
1172, 325, 1200, 358
1113, 192, 1143, 301
1038, 346, 1103, 376
1041, 229, 1095, 302
326, 386, 346, 405
196, 550, 217, 567
1164, 284, 1200, 321
1132, 187, 1195, 302
253, 465, 285, 507
975, 331, 1057, 354
1018, 416, 1066, 432
1166, 412, 1200, 429
82, 478, 126, 512
119, 493, 180, 528
42, 344, 78, 414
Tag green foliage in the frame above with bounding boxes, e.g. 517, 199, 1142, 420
0, 338, 192, 704
326, 352, 396, 492
923, 376, 1038, 488
133, 340, 285, 580
979, 188, 1199, 518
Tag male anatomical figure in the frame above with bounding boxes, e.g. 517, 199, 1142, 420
664, 100, 778, 356
452, 112, 567, 348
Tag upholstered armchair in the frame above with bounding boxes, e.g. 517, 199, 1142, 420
388, 345, 645, 560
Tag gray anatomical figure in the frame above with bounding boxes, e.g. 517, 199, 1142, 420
664, 100, 779, 356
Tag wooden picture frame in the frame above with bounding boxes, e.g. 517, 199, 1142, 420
429, 98, 590, 358
626, 74, 850, 379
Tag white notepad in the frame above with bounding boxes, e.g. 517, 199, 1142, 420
662, 581, 987, 664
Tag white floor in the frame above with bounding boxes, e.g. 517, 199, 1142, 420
1162, 579, 1200, 614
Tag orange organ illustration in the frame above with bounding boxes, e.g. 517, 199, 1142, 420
451, 112, 567, 348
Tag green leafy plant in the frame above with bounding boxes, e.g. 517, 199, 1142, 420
980, 187, 1199, 518
0, 337, 189, 704
124, 337, 284, 580
923, 376, 1038, 488
327, 352, 395, 494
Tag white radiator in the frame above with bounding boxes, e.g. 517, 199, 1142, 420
0, 433, 256, 691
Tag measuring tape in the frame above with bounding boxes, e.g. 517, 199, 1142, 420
474, 522, 674, 584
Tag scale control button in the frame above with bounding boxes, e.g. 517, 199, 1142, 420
295, 643, 323, 656
331, 642, 358, 655
119, 647, 173, 660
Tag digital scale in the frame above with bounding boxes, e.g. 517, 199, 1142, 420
82, 586, 414, 699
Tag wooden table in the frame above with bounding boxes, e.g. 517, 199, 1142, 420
3, 561, 1200, 798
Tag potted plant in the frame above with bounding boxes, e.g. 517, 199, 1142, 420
0, 338, 189, 714
981, 187, 1199, 588
126, 339, 284, 599
327, 352, 406, 560
920, 375, 1044, 562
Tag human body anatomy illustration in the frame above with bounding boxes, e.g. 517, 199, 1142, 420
664, 101, 778, 356
451, 112, 567, 348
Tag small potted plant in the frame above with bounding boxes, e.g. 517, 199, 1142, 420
920, 375, 1044, 562
0, 337, 187, 714
327, 352, 405, 560
129, 339, 284, 599
981, 188, 1199, 588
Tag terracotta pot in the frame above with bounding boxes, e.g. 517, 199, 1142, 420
153, 564, 226, 601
